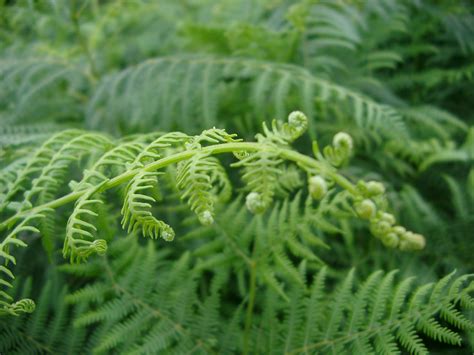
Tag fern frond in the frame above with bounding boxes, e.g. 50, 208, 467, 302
384, 137, 454, 172
419, 127, 474, 171
0, 129, 82, 212
87, 55, 406, 136
0, 273, 90, 354
22, 132, 112, 208
176, 149, 231, 225
132, 131, 190, 166
66, 238, 218, 354
0, 212, 46, 315
0, 58, 86, 123
74, 141, 146, 190
121, 170, 174, 241
234, 150, 283, 213
1, 112, 426, 280
1, 1, 473, 353
401, 105, 468, 139
0, 122, 69, 149
284, 270, 474, 354
64, 182, 108, 263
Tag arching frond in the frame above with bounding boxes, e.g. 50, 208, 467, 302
87, 55, 406, 136
0, 129, 83, 212
121, 170, 174, 241
0, 212, 46, 315
0, 58, 86, 124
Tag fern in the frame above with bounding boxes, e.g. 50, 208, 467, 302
0, 112, 427, 314
0, 272, 90, 353
0, 122, 70, 149
87, 55, 406, 137
0, 212, 45, 315
0, 58, 87, 124
58, 236, 474, 354
64, 237, 221, 354
258, 269, 474, 354
121, 170, 174, 240
1, 1, 473, 353
0, 129, 83, 212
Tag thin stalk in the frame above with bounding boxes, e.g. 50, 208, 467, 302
243, 260, 257, 355
1, 142, 357, 229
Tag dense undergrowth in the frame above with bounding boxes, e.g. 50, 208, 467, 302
1, 0, 473, 354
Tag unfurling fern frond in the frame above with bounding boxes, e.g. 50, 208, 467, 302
233, 112, 309, 214
116, 133, 191, 240
176, 152, 228, 226
11, 132, 113, 263
61, 141, 147, 262
64, 184, 108, 263
174, 128, 237, 225
235, 151, 283, 214
257, 111, 309, 145
121, 170, 175, 241
73, 141, 146, 190
188, 127, 240, 148
132, 132, 190, 166
0, 212, 46, 315
1, 111, 427, 312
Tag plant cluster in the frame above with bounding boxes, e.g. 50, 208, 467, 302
1, 0, 473, 354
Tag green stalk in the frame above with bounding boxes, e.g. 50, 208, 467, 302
243, 260, 257, 355
1, 142, 356, 230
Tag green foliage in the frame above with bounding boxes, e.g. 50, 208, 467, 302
1, 0, 473, 353
255, 269, 474, 354
87, 55, 405, 136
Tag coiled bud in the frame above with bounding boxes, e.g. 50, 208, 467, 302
399, 232, 426, 251
392, 226, 406, 236
381, 232, 399, 248
373, 220, 391, 235
355, 199, 376, 219
11, 298, 36, 314
333, 132, 353, 151
325, 131, 353, 166
288, 111, 308, 139
92, 239, 108, 255
408, 233, 426, 250
198, 210, 214, 226
380, 212, 396, 226
161, 225, 175, 242
366, 181, 385, 196
308, 175, 327, 200
246, 192, 266, 214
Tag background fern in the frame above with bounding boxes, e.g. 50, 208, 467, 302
1, 0, 473, 353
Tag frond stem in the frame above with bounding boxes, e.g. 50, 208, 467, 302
1, 142, 357, 230
244, 259, 258, 354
